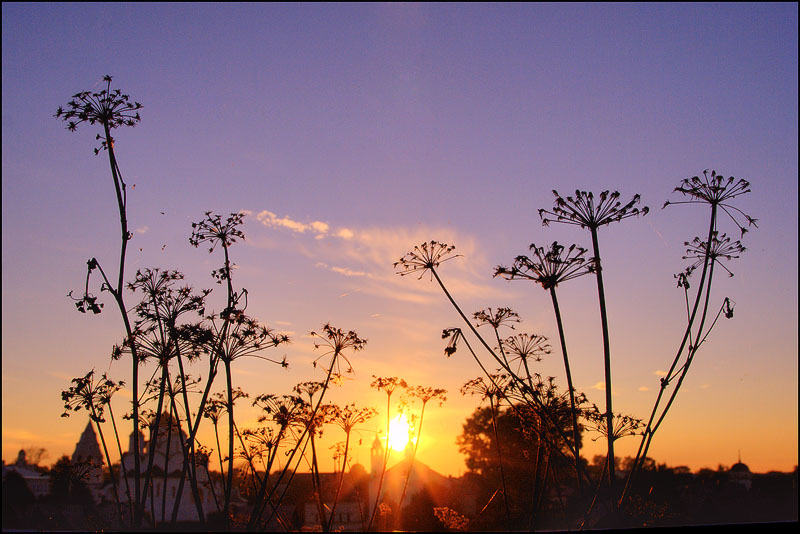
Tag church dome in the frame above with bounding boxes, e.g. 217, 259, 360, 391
729, 462, 751, 473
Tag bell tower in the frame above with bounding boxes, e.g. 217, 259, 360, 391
370, 435, 383, 476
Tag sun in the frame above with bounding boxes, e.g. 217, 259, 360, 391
387, 413, 411, 452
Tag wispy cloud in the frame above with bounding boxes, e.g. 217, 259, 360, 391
250, 208, 509, 305
257, 210, 331, 240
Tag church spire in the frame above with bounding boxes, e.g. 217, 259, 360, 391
72, 420, 103, 464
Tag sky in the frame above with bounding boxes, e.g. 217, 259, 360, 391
2, 3, 797, 478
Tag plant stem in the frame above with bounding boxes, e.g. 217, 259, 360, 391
366, 391, 393, 531
327, 431, 351, 532
489, 397, 512, 530
550, 286, 582, 492
393, 400, 428, 530
589, 226, 615, 507
107, 401, 134, 523
620, 204, 718, 505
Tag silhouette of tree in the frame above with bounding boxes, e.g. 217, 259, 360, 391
458, 404, 578, 530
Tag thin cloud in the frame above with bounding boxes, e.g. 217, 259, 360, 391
251, 207, 508, 305
331, 266, 369, 277
256, 210, 330, 238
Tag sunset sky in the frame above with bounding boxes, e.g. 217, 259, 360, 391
2, 3, 797, 477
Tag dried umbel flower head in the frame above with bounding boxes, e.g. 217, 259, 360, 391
409, 386, 448, 407
473, 307, 520, 330
371, 376, 408, 397
584, 404, 644, 442
539, 190, 648, 230
502, 333, 551, 366
190, 211, 246, 254
61, 370, 123, 422
666, 169, 758, 236
331, 403, 378, 433
310, 323, 366, 377
683, 231, 746, 277
460, 375, 505, 402
495, 242, 594, 289
394, 241, 460, 279
55, 75, 142, 152
207, 308, 290, 365
253, 393, 306, 429
433, 507, 470, 532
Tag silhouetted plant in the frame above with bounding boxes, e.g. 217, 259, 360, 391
328, 403, 377, 532
123, 267, 212, 524
397, 244, 588, 486
248, 393, 307, 528
188, 211, 289, 528
621, 171, 755, 506
61, 370, 127, 522
495, 241, 594, 490
393, 385, 447, 529
249, 325, 365, 531
462, 376, 512, 529
367, 375, 408, 531
56, 76, 146, 524
539, 190, 648, 502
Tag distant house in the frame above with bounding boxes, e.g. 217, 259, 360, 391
2, 450, 50, 499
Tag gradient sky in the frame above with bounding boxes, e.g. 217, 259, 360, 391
2, 3, 797, 477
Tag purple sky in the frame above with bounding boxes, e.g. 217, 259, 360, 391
2, 3, 797, 475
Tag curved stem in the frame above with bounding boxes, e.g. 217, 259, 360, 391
620, 204, 718, 505
137, 364, 168, 521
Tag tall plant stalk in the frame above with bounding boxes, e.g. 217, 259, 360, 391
620, 171, 754, 505
495, 241, 593, 491
461, 377, 511, 530
392, 386, 446, 530
396, 242, 591, 488
248, 324, 364, 531
327, 404, 376, 532
367, 376, 406, 531
539, 190, 648, 505
57, 75, 144, 526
